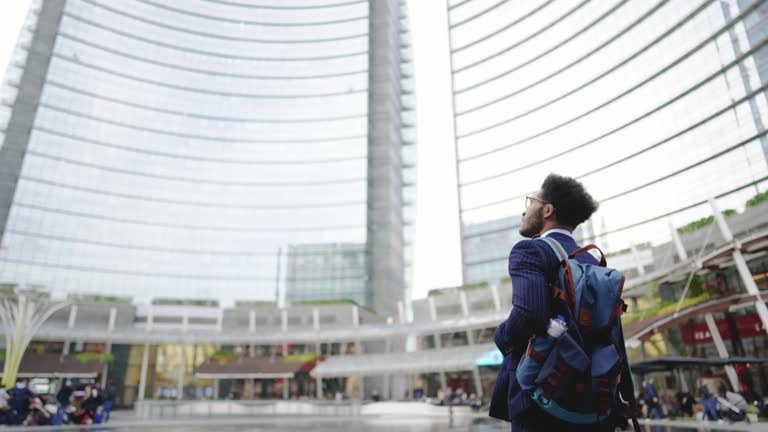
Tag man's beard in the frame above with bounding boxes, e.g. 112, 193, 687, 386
519, 208, 544, 238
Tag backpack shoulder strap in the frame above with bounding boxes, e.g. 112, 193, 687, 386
537, 237, 568, 263
536, 237, 578, 311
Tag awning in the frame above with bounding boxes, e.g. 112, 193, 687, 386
311, 343, 494, 378
623, 293, 762, 342
475, 347, 503, 367
195, 356, 308, 379
701, 231, 768, 269
631, 356, 768, 374
0, 353, 104, 378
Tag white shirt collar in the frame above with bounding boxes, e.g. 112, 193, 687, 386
540, 228, 573, 239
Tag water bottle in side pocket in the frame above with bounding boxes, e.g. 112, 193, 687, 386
516, 315, 567, 391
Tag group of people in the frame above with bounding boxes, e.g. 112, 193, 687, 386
637, 379, 757, 423
0, 378, 116, 425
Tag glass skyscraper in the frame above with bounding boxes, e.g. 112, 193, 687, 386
0, 0, 413, 316
449, 0, 768, 284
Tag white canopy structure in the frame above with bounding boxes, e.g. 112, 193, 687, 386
311, 343, 495, 378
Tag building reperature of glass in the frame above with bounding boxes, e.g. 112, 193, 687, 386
0, 0, 415, 318
447, 0, 768, 402
463, 215, 521, 286
285, 243, 368, 306
448, 0, 768, 285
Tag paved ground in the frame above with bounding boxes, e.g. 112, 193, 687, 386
3, 410, 765, 431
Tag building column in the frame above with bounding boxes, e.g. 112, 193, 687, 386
176, 345, 186, 401
472, 367, 484, 399
428, 297, 437, 322
0, 0, 67, 246
146, 307, 154, 332
281, 309, 288, 356
316, 376, 323, 399
704, 313, 739, 391
460, 291, 475, 345
677, 369, 690, 392
101, 307, 117, 388
406, 374, 414, 400
384, 337, 392, 400
366, 0, 406, 320
490, 285, 502, 312
630, 242, 646, 277
283, 377, 289, 400
63, 304, 78, 355
359, 375, 365, 401
669, 221, 689, 261
101, 341, 112, 388
314, 307, 322, 355
138, 343, 150, 401
733, 249, 768, 335
433, 329, 447, 395
439, 372, 448, 396
710, 198, 768, 335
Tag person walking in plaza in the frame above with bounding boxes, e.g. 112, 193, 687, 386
9, 378, 34, 424
54, 380, 73, 425
698, 380, 721, 422
643, 380, 662, 419
102, 380, 116, 423
0, 384, 11, 425
489, 174, 638, 432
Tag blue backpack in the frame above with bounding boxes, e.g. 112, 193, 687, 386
515, 237, 640, 430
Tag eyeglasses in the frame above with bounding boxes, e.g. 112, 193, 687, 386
525, 195, 550, 209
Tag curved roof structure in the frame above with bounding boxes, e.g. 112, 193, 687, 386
450, 0, 768, 286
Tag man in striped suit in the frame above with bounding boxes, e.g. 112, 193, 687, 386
489, 174, 616, 431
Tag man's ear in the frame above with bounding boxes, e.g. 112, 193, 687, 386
543, 204, 555, 219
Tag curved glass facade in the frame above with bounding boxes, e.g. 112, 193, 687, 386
450, 0, 768, 285
0, 0, 411, 310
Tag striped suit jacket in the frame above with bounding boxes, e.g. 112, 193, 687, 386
489, 232, 598, 430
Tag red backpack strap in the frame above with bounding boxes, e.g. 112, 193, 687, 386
570, 244, 607, 267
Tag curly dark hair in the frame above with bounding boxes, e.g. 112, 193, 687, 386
539, 174, 599, 228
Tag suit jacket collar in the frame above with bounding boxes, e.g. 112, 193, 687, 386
544, 231, 580, 253
540, 228, 573, 239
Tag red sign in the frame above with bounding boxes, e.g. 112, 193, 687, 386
681, 313, 765, 345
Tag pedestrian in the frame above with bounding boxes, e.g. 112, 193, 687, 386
489, 174, 639, 432
9, 378, 34, 424
102, 380, 116, 423
81, 385, 103, 423
643, 380, 662, 419
698, 380, 720, 421
0, 384, 10, 424
676, 390, 694, 417
54, 379, 73, 425
0, 384, 8, 411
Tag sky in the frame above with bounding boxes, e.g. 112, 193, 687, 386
407, 0, 464, 297
0, 1, 31, 78
0, 0, 464, 300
